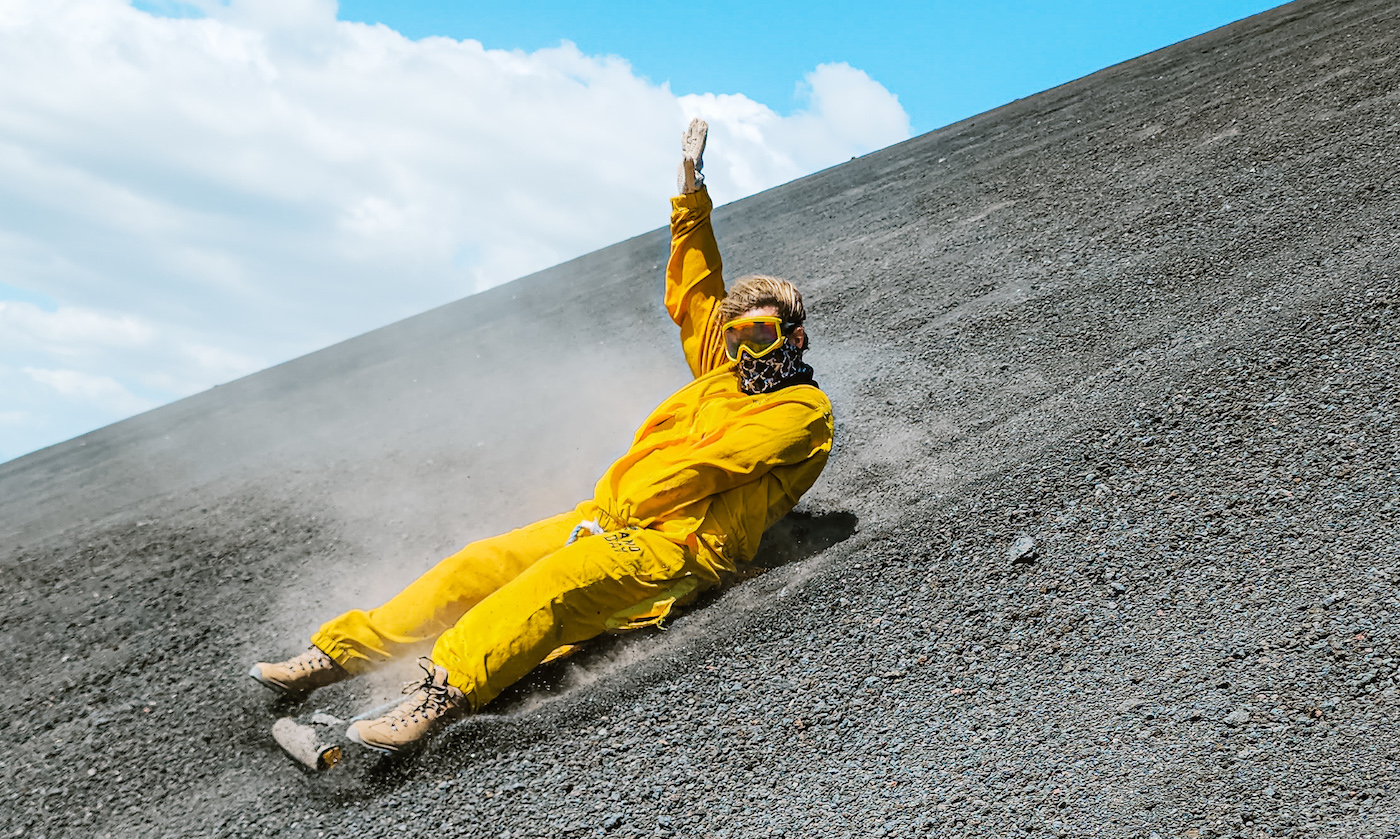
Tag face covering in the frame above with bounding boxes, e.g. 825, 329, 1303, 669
737, 340, 812, 395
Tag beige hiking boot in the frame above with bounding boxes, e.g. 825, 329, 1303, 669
248, 647, 349, 697
346, 659, 467, 754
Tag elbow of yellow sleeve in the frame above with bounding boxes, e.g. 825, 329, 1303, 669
670, 186, 712, 215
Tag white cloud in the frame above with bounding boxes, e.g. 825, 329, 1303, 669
0, 301, 154, 350
681, 63, 912, 196
0, 299, 257, 400
0, 0, 911, 462
24, 367, 157, 416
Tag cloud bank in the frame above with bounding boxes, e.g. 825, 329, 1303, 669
0, 0, 910, 462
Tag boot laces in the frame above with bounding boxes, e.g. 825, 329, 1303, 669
288, 647, 332, 674
387, 658, 457, 728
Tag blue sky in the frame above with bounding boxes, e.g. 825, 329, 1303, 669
336, 1, 1282, 134
1, 0, 1282, 464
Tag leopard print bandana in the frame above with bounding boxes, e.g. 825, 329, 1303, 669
737, 341, 812, 395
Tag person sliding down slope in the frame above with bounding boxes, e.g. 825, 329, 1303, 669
249, 119, 834, 754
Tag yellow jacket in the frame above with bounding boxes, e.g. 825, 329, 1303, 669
587, 187, 834, 578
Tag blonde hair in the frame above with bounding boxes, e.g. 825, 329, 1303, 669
717, 274, 806, 326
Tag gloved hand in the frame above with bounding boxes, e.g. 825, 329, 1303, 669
677, 117, 708, 195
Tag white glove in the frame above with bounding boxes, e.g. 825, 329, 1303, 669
677, 118, 708, 194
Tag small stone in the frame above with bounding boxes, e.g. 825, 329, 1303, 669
1008, 536, 1038, 564
1225, 707, 1251, 726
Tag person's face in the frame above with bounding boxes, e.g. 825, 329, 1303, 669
736, 304, 807, 352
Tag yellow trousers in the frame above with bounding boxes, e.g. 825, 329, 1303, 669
310, 508, 709, 712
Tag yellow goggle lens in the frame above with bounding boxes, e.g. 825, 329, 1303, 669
723, 316, 788, 361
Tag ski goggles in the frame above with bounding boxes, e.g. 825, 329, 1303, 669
722, 315, 796, 361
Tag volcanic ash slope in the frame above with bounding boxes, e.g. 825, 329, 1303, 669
2, 0, 1399, 836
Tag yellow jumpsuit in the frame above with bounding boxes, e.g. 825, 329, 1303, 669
310, 186, 834, 711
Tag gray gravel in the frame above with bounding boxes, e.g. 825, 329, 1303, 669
3, 0, 1399, 836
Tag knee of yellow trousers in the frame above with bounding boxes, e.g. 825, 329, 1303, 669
304, 511, 586, 676
427, 530, 695, 710
428, 576, 686, 710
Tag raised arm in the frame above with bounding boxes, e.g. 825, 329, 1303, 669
664, 119, 729, 378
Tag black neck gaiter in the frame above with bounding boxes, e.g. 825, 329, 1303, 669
737, 342, 815, 395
